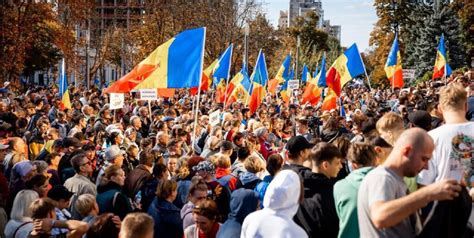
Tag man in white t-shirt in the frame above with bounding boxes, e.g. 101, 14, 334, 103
418, 83, 474, 187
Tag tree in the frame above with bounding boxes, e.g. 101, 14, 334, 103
369, 0, 412, 87
451, 0, 474, 67
405, 2, 466, 79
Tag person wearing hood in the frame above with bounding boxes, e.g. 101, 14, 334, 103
294, 142, 342, 238
147, 179, 183, 238
333, 143, 377, 238
96, 165, 133, 219
216, 188, 259, 238
241, 169, 307, 238
235, 155, 265, 190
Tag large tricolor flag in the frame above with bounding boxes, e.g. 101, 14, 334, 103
226, 63, 252, 106
59, 59, 71, 110
213, 44, 233, 103
326, 44, 365, 96
432, 34, 452, 79
384, 33, 404, 88
268, 54, 291, 94
105, 27, 206, 93
248, 50, 269, 114
301, 64, 311, 83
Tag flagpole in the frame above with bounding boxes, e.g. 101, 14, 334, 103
192, 28, 206, 154
357, 51, 372, 91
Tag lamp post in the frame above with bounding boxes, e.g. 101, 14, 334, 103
244, 23, 250, 69
85, 24, 90, 90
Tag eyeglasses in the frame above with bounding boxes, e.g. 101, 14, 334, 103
80, 160, 92, 166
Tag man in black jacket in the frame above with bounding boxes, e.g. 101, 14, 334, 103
293, 141, 342, 238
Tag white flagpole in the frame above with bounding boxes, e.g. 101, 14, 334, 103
223, 44, 233, 110
358, 51, 372, 91
192, 28, 206, 154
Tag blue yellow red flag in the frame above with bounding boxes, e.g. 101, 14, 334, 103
432, 34, 452, 79
106, 27, 206, 92
59, 59, 71, 110
384, 33, 404, 88
226, 63, 252, 106
248, 50, 269, 114
326, 44, 365, 96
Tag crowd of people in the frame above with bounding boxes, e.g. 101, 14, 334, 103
0, 70, 472, 238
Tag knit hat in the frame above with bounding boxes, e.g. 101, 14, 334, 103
193, 161, 216, 175
14, 161, 34, 177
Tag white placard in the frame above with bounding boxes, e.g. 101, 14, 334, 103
288, 80, 300, 90
209, 110, 221, 126
139, 89, 157, 101
403, 69, 416, 79
109, 93, 124, 110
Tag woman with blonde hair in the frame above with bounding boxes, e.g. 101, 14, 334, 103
96, 165, 133, 219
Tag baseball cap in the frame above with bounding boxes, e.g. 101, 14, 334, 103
62, 137, 82, 148
47, 185, 74, 201
408, 110, 432, 131
104, 145, 125, 161
286, 136, 314, 155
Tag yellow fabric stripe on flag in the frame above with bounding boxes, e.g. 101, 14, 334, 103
134, 38, 175, 89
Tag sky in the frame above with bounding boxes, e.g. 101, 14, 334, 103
262, 0, 377, 51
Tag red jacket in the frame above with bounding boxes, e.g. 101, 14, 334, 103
215, 168, 237, 191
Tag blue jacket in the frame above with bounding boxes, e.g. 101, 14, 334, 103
217, 188, 259, 238
96, 182, 133, 219
147, 197, 183, 238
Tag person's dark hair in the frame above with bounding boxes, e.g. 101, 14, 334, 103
219, 140, 233, 152
232, 132, 244, 144
156, 179, 177, 200
70, 153, 89, 172
140, 138, 153, 150
310, 142, 342, 166
73, 132, 85, 141
25, 174, 48, 190
44, 153, 61, 166
266, 153, 283, 176
188, 176, 208, 199
139, 150, 154, 166
86, 213, 120, 238
30, 197, 56, 219
152, 163, 168, 179
72, 115, 84, 126
237, 146, 250, 161
332, 137, 351, 159
193, 200, 219, 221
347, 143, 377, 167
82, 143, 95, 152
108, 132, 121, 145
